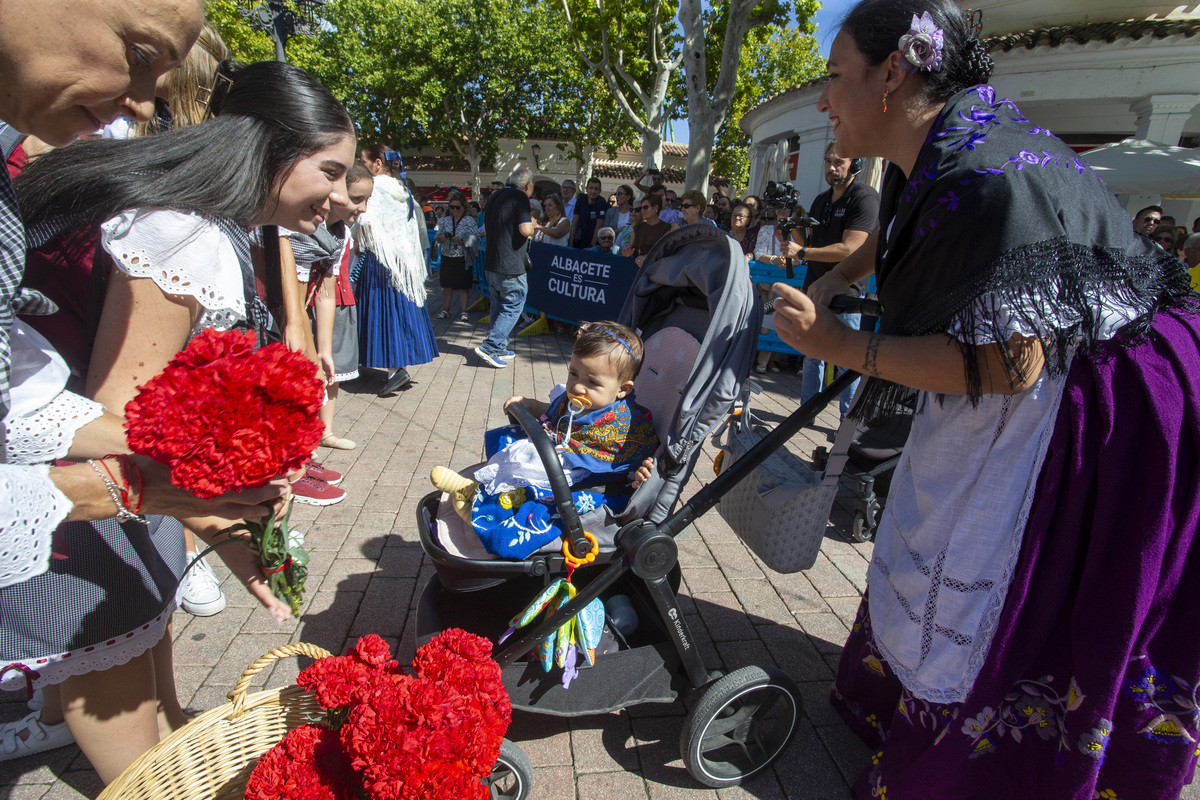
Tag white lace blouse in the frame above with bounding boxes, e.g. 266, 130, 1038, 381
101, 208, 248, 335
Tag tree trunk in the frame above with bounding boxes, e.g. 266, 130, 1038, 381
577, 144, 596, 185
684, 105, 716, 193
643, 129, 663, 172
466, 137, 481, 196
678, 0, 763, 193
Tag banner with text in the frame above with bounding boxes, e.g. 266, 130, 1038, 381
525, 242, 639, 324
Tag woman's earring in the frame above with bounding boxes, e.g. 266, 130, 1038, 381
883, 88, 889, 113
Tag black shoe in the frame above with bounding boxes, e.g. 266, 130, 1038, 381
378, 368, 412, 396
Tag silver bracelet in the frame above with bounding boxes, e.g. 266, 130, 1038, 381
88, 459, 146, 524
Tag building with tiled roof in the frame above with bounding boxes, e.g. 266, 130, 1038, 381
402, 139, 690, 200
740, 1, 1200, 224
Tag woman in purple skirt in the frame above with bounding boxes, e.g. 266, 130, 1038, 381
772, 1, 1200, 797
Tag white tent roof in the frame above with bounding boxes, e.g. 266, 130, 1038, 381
1083, 139, 1200, 199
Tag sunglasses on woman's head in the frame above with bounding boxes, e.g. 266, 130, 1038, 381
681, 202, 695, 209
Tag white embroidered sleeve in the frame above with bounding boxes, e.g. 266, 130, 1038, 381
5, 390, 103, 464
100, 209, 245, 316
0, 464, 69, 587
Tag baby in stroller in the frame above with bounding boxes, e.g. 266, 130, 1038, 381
431, 321, 658, 559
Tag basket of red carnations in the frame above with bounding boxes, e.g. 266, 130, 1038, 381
97, 631, 525, 800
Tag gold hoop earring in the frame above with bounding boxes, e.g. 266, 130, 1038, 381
883, 88, 889, 113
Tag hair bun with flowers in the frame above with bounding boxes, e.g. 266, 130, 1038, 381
898, 11, 944, 73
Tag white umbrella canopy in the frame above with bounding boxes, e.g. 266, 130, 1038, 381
1082, 139, 1200, 199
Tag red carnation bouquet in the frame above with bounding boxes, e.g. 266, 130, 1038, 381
124, 328, 325, 616
245, 631, 512, 800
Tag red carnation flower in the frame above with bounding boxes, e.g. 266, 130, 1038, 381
244, 724, 360, 800
125, 328, 323, 499
297, 635, 400, 710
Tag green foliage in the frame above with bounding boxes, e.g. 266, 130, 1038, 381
713, 24, 823, 190
561, 0, 685, 157
209, 0, 633, 185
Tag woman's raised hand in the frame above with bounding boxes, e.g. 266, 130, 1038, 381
771, 282, 849, 361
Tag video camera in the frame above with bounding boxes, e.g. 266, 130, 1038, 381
763, 181, 818, 279
763, 180, 800, 212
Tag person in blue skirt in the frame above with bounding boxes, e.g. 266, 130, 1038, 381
356, 144, 439, 396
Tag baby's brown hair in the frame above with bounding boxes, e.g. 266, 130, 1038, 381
574, 321, 644, 384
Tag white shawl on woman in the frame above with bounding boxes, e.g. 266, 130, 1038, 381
354, 173, 428, 303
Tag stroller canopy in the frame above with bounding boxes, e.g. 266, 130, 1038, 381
619, 225, 763, 522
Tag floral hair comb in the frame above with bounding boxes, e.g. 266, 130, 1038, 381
898, 11, 944, 73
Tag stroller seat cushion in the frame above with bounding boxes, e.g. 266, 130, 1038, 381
634, 326, 701, 444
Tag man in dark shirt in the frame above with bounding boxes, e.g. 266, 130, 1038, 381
476, 166, 535, 368
780, 141, 880, 417
571, 177, 609, 248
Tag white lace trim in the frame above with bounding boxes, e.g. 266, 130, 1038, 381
5, 390, 103, 464
0, 605, 174, 691
0, 465, 69, 589
101, 208, 246, 318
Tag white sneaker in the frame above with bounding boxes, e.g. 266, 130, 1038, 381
181, 552, 226, 616
0, 712, 74, 760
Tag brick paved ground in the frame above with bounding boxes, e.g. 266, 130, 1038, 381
2, 284, 1196, 799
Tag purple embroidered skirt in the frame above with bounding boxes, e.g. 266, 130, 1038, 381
833, 310, 1200, 799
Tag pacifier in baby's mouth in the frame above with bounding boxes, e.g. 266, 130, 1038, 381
567, 394, 591, 413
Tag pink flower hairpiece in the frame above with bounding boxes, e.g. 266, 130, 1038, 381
898, 11, 945, 73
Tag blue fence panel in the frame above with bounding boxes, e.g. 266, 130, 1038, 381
749, 259, 805, 355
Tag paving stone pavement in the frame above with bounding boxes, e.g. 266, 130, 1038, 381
2, 284, 1196, 800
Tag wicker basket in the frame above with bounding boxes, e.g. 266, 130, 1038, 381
97, 642, 332, 800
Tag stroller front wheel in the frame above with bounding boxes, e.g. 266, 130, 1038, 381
851, 509, 876, 543
485, 739, 533, 800
679, 666, 803, 788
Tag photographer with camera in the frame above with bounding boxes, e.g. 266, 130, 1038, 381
780, 142, 880, 417
634, 165, 667, 196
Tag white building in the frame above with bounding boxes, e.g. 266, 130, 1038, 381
741, 1, 1200, 227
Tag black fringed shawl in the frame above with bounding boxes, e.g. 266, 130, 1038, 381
855, 85, 1196, 422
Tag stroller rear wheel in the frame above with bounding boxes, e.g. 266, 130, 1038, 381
485, 739, 533, 800
679, 666, 803, 788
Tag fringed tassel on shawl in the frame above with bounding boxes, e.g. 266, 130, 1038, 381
851, 237, 1198, 424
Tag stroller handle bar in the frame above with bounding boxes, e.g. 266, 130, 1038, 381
506, 402, 595, 560
764, 294, 882, 319
657, 368, 861, 539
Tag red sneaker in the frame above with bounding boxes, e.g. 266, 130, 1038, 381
306, 460, 343, 486
290, 474, 346, 506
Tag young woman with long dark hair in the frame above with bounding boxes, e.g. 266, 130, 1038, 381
7, 58, 356, 781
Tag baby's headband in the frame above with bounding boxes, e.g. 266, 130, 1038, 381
586, 324, 635, 358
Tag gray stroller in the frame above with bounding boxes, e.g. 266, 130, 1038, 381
416, 226, 868, 795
